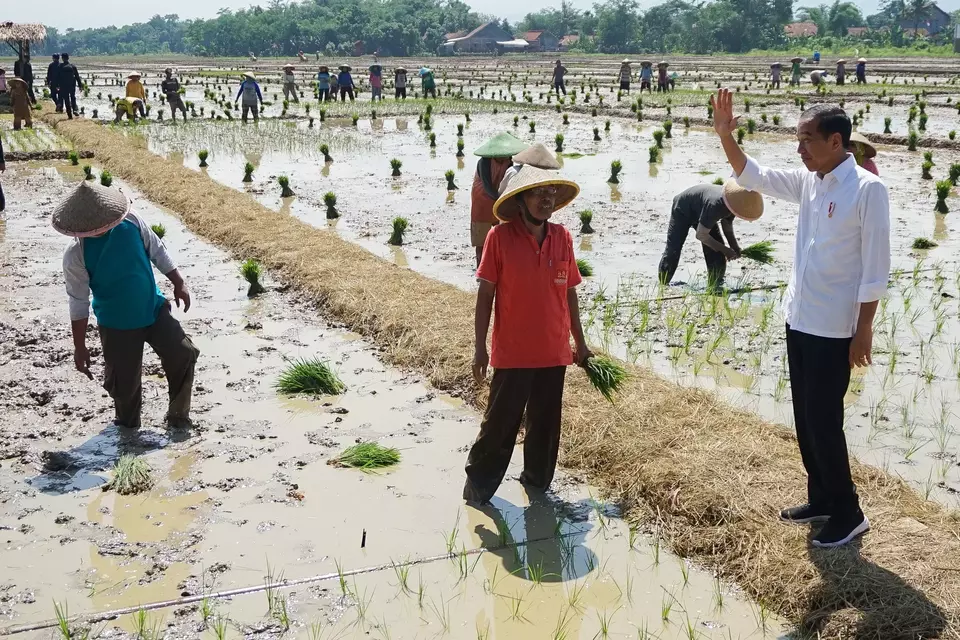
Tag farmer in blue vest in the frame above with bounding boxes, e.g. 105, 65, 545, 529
56, 181, 200, 430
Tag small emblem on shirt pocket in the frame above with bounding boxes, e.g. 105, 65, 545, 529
555, 269, 568, 285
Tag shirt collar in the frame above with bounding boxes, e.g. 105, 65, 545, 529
818, 154, 858, 185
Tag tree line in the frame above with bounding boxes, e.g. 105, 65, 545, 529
33, 0, 960, 58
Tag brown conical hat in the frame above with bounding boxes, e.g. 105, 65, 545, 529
857, 57, 867, 63
493, 166, 579, 222
722, 180, 763, 221
849, 132, 877, 158
511, 143, 561, 170
791, 56, 803, 62
52, 181, 131, 238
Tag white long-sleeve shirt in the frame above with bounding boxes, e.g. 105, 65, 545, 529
62, 212, 176, 322
736, 153, 890, 339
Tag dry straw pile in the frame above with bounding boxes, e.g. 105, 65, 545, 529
44, 109, 960, 639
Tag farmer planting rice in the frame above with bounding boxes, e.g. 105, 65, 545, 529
235, 72, 264, 123
790, 56, 802, 86
463, 166, 590, 504
281, 64, 299, 103
162, 68, 187, 122
7, 77, 33, 131
55, 181, 200, 431
125, 72, 147, 119
420, 67, 436, 98
337, 65, 355, 101
113, 97, 143, 123
552, 59, 567, 95
316, 65, 331, 102
657, 181, 763, 290
770, 62, 782, 88
711, 88, 890, 547
856, 57, 867, 84
470, 132, 528, 267
394, 66, 407, 99
369, 63, 383, 101
617, 59, 632, 93
657, 61, 670, 92
639, 61, 653, 93
835, 59, 846, 85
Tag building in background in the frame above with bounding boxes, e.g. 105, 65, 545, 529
521, 30, 560, 52
898, 3, 951, 35
440, 22, 515, 54
784, 21, 819, 37
559, 34, 580, 51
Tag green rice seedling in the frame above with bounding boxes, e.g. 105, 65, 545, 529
919, 113, 928, 131
949, 163, 960, 185
663, 120, 673, 138
513, 115, 519, 127
68, 150, 79, 166
713, 177, 724, 185
772, 114, 781, 125
595, 608, 620, 638
198, 149, 209, 167
950, 131, 957, 140
593, 126, 601, 141
445, 170, 457, 191
648, 145, 659, 164
334, 559, 351, 599
661, 593, 673, 622
741, 241, 774, 264
275, 358, 345, 396
131, 607, 148, 640
579, 210, 594, 234
212, 616, 228, 640
278, 175, 295, 197
936, 180, 951, 213
912, 237, 937, 250
82, 165, 94, 180
390, 158, 402, 177
150, 223, 166, 240
908, 130, 919, 151
925, 150, 935, 165
605, 119, 611, 131
242, 162, 254, 183
241, 258, 265, 296
505, 593, 528, 622
319, 108, 327, 121
351, 113, 359, 126
99, 170, 113, 187
713, 574, 725, 610
585, 355, 628, 402
653, 129, 665, 148
391, 559, 411, 595
563, 113, 570, 125
760, 113, 767, 123
200, 596, 213, 628
608, 160, 623, 184
555, 133, 564, 152
529, 121, 536, 133
324, 192, 338, 219
883, 117, 892, 134
456, 139, 465, 157
320, 143, 333, 163
429, 133, 436, 148
576, 259, 592, 277
389, 216, 408, 245
106, 454, 153, 495
334, 442, 400, 470
736, 127, 746, 145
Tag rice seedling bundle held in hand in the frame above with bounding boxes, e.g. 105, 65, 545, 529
151, 223, 166, 240
333, 442, 400, 470
276, 358, 346, 395
585, 356, 628, 402
740, 241, 774, 264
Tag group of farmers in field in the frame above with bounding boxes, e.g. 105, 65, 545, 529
0, 52, 82, 130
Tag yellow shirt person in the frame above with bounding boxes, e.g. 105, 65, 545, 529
125, 74, 146, 102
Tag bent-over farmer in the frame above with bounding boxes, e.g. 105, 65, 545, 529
470, 132, 529, 268
658, 181, 763, 290
8, 77, 33, 131
464, 166, 591, 504
55, 181, 200, 430
711, 88, 890, 548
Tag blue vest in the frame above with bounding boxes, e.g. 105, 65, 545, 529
83, 219, 166, 330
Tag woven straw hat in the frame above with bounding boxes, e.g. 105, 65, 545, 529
770, 62, 782, 67
52, 181, 131, 238
791, 56, 803, 63
621, 59, 631, 65
8, 76, 26, 87
395, 67, 407, 73
836, 59, 846, 64
493, 166, 579, 222
721, 181, 763, 221
243, 72, 256, 80
640, 60, 652, 66
511, 143, 561, 170
849, 131, 876, 158
318, 65, 329, 72
128, 71, 141, 78
857, 57, 867, 63
339, 64, 352, 71
658, 61, 669, 67
283, 63, 295, 69
474, 132, 528, 158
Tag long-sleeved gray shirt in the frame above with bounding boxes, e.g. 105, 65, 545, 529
62, 211, 175, 321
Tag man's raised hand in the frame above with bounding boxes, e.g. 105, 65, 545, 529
710, 89, 740, 138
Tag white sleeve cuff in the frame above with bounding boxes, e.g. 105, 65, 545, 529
735, 156, 762, 190
857, 282, 887, 303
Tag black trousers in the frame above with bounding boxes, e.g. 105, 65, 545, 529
785, 325, 860, 518
339, 86, 354, 101
658, 216, 726, 288
62, 88, 78, 118
554, 81, 566, 95
395, 87, 406, 99
463, 367, 566, 503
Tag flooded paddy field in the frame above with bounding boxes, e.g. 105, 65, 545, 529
0, 165, 787, 638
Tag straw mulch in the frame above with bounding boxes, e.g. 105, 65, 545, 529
43, 110, 960, 639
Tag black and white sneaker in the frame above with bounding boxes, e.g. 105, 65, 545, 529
812, 514, 870, 548
780, 503, 831, 524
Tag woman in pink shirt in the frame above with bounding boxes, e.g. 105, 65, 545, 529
369, 64, 382, 101
849, 132, 879, 176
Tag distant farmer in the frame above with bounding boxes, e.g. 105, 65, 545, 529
369, 64, 383, 101
770, 62, 782, 89
56, 181, 200, 431
316, 66, 331, 102
282, 64, 299, 103
46, 54, 61, 111
14, 55, 36, 103
420, 67, 436, 98
618, 59, 632, 93
57, 53, 82, 119
639, 61, 653, 93
8, 77, 32, 131
657, 181, 763, 290
114, 97, 142, 124
337, 65, 355, 101
125, 72, 147, 119
790, 56, 803, 86
856, 57, 867, 84
463, 165, 591, 505
711, 88, 890, 548
162, 68, 187, 122
329, 70, 339, 101
810, 69, 828, 86
552, 60, 567, 95
848, 132, 879, 176
394, 67, 407, 99
657, 61, 670, 92
835, 59, 846, 85
471, 132, 529, 267
235, 72, 264, 123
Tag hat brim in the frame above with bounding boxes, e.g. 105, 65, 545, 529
722, 181, 763, 221
791, 57, 803, 62
474, 133, 528, 158
849, 133, 877, 158
857, 58, 867, 63
52, 186, 132, 238
493, 168, 580, 222
243, 72, 256, 79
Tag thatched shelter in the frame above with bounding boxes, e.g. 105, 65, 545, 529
0, 22, 47, 62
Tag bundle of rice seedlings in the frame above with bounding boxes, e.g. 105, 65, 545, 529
593, 127, 601, 141
912, 237, 938, 250
740, 241, 775, 264
924, 150, 935, 165
278, 176, 295, 198
445, 170, 458, 191
584, 355, 628, 403
736, 127, 746, 145
106, 454, 153, 495
351, 114, 359, 126
390, 158, 402, 177
608, 160, 622, 184
605, 120, 611, 132
198, 150, 209, 167
320, 143, 333, 163
456, 123, 464, 137
713, 177, 725, 185
100, 170, 113, 187
276, 358, 346, 396
81, 165, 94, 181
747, 118, 757, 134
68, 151, 79, 166
579, 210, 594, 234
576, 258, 593, 277
389, 217, 409, 246
513, 115, 519, 128
324, 192, 339, 219
772, 115, 781, 125
332, 442, 400, 471
429, 133, 437, 148
456, 139, 465, 157
653, 130, 665, 149
243, 162, 254, 183
921, 161, 933, 180
648, 145, 659, 164
908, 131, 919, 151
529, 121, 536, 133
563, 114, 570, 125
948, 163, 960, 186
884, 117, 892, 134
464, 112, 471, 122
241, 258, 266, 296
935, 179, 950, 214
151, 223, 166, 240
663, 120, 673, 138
555, 133, 564, 152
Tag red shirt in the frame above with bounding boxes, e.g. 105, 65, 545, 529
477, 220, 582, 369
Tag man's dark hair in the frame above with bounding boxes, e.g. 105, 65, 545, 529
801, 104, 851, 147
61, 53, 70, 61
52, 53, 60, 58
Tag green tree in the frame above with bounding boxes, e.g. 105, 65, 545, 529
594, 0, 640, 52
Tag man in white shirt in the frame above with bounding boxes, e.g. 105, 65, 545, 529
710, 88, 890, 548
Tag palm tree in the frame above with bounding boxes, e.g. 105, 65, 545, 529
901, 0, 933, 35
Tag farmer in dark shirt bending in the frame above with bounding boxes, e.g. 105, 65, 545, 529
658, 182, 763, 289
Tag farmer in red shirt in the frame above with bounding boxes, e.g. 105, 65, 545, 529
464, 166, 591, 504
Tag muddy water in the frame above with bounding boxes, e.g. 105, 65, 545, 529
0, 164, 787, 638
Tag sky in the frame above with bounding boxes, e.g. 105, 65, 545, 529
6, 0, 937, 32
